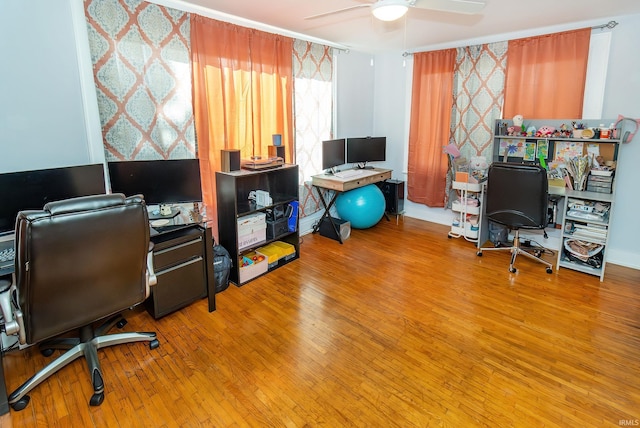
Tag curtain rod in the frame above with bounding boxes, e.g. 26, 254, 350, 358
150, 0, 350, 51
403, 20, 620, 57
592, 20, 618, 30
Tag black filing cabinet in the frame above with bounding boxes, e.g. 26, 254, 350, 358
147, 225, 215, 318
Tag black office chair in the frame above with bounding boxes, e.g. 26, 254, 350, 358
476, 162, 554, 274
0, 194, 159, 411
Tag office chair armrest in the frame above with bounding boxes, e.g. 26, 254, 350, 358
146, 242, 157, 293
0, 275, 26, 344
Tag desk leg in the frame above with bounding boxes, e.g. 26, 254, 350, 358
0, 348, 8, 415
312, 188, 344, 244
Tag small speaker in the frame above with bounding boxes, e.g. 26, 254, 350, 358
220, 149, 240, 172
268, 145, 286, 161
376, 179, 405, 214
319, 216, 351, 242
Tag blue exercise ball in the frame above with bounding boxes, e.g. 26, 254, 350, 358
335, 184, 386, 229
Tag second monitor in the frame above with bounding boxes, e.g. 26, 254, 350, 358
108, 159, 203, 205
346, 137, 386, 169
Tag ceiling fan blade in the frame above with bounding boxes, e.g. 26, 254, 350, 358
412, 0, 486, 15
304, 4, 371, 20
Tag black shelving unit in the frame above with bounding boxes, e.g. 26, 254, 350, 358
216, 164, 300, 286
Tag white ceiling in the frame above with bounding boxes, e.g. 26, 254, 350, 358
166, 0, 640, 53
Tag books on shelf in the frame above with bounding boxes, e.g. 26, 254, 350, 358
570, 222, 607, 242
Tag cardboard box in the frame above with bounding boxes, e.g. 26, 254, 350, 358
238, 212, 266, 250
238, 252, 268, 282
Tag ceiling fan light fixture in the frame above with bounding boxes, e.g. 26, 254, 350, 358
371, 0, 409, 22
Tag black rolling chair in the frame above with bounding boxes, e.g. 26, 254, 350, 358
476, 162, 553, 274
0, 194, 159, 411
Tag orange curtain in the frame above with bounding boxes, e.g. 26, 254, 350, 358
407, 49, 456, 207
191, 16, 293, 241
503, 28, 591, 119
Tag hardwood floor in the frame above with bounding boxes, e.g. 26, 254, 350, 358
2, 217, 639, 427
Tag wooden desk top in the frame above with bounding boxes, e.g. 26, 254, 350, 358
311, 168, 392, 192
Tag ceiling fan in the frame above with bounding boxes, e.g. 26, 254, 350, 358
305, 0, 486, 22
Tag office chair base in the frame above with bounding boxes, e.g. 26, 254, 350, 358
477, 230, 553, 274
8, 315, 159, 411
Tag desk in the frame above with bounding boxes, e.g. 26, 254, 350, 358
311, 168, 392, 243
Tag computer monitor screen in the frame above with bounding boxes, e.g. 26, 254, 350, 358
108, 159, 203, 205
322, 138, 346, 171
346, 137, 386, 165
0, 164, 106, 236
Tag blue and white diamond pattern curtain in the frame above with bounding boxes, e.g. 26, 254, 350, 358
84, 0, 195, 160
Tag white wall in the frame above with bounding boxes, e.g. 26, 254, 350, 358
370, 52, 408, 178
334, 51, 375, 138
600, 13, 640, 268
0, 0, 103, 173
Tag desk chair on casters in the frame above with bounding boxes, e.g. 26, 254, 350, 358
0, 194, 159, 411
476, 162, 553, 274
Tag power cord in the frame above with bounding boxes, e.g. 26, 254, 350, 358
520, 238, 556, 257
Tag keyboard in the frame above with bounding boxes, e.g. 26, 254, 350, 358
0, 246, 15, 276
0, 247, 14, 263
333, 169, 364, 179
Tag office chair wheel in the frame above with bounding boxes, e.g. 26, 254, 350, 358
150, 339, 160, 350
546, 267, 553, 274
90, 392, 104, 406
41, 348, 55, 357
116, 318, 127, 329
476, 251, 482, 256
11, 396, 30, 411
509, 267, 517, 273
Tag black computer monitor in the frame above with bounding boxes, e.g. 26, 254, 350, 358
322, 138, 346, 173
0, 164, 107, 236
346, 137, 386, 168
107, 159, 203, 205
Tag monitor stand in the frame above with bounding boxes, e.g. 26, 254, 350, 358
357, 162, 374, 170
149, 207, 180, 221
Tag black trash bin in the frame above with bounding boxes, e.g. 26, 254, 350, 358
213, 244, 232, 293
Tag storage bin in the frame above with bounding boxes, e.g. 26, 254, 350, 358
256, 244, 280, 268
238, 212, 266, 250
238, 252, 268, 282
256, 241, 296, 269
271, 241, 296, 260
464, 222, 479, 239
452, 181, 482, 192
